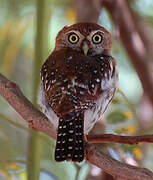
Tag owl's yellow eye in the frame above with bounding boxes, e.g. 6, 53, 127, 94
68, 33, 79, 44
92, 34, 103, 44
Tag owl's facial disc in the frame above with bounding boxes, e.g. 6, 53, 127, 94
55, 23, 112, 56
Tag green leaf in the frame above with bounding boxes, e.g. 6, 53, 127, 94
107, 111, 127, 124
120, 144, 140, 153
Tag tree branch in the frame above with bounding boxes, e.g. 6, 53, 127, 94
86, 143, 153, 180
103, 0, 153, 106
1, 73, 153, 179
129, 7, 153, 60
0, 73, 56, 139
88, 134, 153, 145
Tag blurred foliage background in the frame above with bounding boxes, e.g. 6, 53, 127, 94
0, 0, 153, 180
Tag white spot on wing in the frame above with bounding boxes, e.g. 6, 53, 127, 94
46, 84, 51, 91
68, 56, 72, 60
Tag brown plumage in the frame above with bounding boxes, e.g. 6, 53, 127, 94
38, 22, 118, 162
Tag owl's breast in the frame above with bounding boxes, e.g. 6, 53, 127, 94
41, 49, 117, 117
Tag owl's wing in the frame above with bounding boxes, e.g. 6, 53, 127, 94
41, 49, 117, 117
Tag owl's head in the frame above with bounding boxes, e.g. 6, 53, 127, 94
55, 23, 112, 56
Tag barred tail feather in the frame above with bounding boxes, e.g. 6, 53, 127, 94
55, 112, 84, 162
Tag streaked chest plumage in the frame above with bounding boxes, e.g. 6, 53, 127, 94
38, 48, 117, 134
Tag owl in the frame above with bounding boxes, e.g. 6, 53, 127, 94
38, 23, 118, 162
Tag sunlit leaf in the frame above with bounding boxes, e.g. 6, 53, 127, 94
132, 147, 143, 160
65, 8, 76, 22
115, 125, 136, 135
123, 111, 133, 119
120, 144, 141, 153
5, 162, 22, 171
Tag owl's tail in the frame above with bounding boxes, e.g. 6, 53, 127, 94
55, 111, 84, 162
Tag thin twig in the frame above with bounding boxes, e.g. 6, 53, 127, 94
87, 134, 153, 145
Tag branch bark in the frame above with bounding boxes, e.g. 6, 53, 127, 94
88, 134, 153, 145
86, 143, 153, 180
103, 0, 153, 107
1, 73, 153, 180
0, 73, 56, 139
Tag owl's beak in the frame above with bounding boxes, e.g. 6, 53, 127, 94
82, 42, 89, 55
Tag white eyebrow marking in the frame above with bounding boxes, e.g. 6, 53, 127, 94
87, 30, 104, 40
65, 30, 85, 40
65, 30, 82, 36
